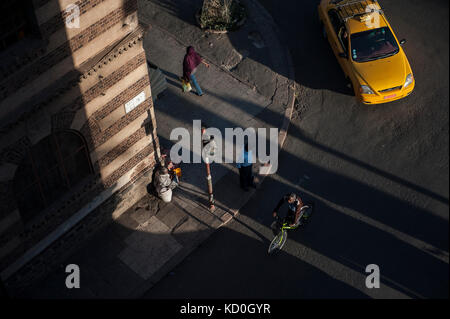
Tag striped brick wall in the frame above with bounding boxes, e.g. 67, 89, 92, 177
0, 0, 137, 102
39, 0, 109, 39
0, 0, 159, 276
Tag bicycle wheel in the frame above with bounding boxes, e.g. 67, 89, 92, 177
268, 229, 287, 254
268, 233, 282, 254
278, 229, 288, 250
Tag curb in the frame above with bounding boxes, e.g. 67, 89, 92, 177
218, 0, 296, 222
133, 0, 296, 297
152, 0, 298, 252
147, 0, 296, 151
248, 0, 297, 149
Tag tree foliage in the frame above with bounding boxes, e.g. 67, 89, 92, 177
200, 0, 246, 31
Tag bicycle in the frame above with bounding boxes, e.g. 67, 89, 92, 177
268, 203, 314, 254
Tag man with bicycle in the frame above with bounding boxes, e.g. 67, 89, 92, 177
272, 193, 304, 227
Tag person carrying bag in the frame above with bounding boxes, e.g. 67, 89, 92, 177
182, 46, 209, 96
181, 77, 192, 92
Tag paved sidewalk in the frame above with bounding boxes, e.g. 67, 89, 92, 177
6, 0, 295, 298
144, 24, 271, 202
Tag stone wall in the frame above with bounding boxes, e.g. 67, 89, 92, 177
0, 0, 159, 280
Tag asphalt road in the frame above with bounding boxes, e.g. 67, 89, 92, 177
144, 0, 449, 298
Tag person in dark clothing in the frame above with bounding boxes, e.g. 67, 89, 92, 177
236, 143, 255, 191
272, 193, 304, 226
182, 46, 209, 96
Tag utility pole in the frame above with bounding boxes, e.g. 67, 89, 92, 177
201, 127, 216, 211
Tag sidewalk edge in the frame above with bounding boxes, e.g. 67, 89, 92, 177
133, 0, 297, 298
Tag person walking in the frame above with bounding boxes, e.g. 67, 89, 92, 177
236, 143, 256, 191
183, 46, 209, 96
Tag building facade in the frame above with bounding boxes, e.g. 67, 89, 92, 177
0, 0, 160, 286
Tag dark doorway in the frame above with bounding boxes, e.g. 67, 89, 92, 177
13, 130, 93, 223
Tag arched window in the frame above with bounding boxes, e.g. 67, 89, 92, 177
13, 130, 92, 223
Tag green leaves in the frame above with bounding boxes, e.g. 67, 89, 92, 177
200, 0, 247, 31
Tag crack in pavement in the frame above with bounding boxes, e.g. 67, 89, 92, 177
171, 216, 189, 234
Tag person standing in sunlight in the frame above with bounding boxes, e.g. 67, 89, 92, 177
182, 46, 210, 96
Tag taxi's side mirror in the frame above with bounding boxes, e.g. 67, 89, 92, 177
400, 39, 407, 45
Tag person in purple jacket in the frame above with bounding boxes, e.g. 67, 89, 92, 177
183, 46, 210, 96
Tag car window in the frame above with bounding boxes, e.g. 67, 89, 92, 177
350, 27, 400, 62
328, 9, 341, 35
338, 27, 349, 52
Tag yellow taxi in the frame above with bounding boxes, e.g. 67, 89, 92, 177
318, 0, 415, 104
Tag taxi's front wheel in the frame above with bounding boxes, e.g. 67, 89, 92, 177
346, 77, 355, 96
